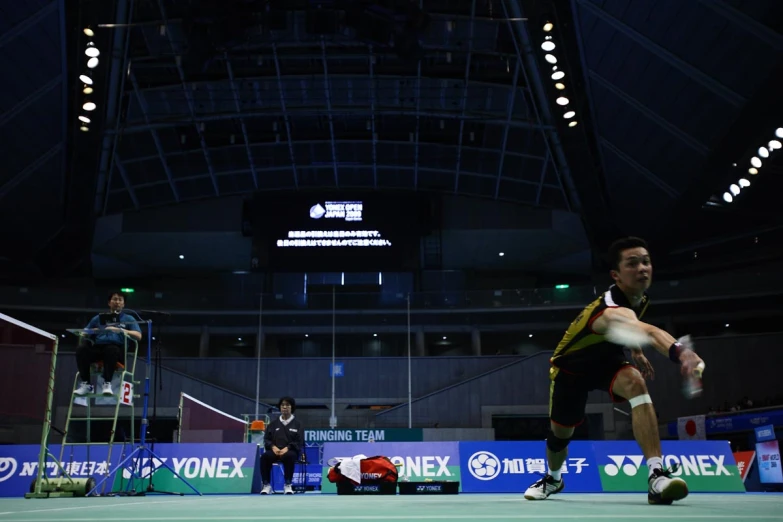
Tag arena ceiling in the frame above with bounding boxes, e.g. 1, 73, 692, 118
0, 0, 781, 279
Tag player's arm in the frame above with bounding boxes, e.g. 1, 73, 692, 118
592, 307, 702, 376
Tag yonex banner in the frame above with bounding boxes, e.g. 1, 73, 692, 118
320, 442, 460, 493
0, 444, 258, 497
459, 441, 601, 493
595, 441, 745, 492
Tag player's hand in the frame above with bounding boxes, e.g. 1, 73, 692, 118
632, 351, 655, 381
679, 349, 704, 378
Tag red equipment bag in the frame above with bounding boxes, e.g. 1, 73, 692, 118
327, 456, 399, 485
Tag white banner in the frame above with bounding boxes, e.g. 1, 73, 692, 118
677, 415, 706, 440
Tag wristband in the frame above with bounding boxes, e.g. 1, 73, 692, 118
669, 342, 684, 364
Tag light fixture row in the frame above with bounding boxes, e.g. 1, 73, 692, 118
721, 128, 782, 204
79, 27, 100, 132
541, 22, 577, 128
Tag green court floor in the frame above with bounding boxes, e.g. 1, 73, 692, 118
1, 493, 782, 521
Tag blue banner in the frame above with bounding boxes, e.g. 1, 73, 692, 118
755, 425, 777, 443
706, 409, 783, 434
0, 445, 118, 498
458, 441, 601, 493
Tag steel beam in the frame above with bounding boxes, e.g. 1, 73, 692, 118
588, 70, 710, 156
272, 43, 299, 188
129, 73, 179, 201
369, 47, 378, 189
226, 57, 258, 188
321, 39, 340, 187
453, 0, 477, 193
113, 156, 139, 209
576, 0, 746, 107
156, 0, 218, 196
96, 0, 132, 215
0, 144, 63, 201
0, 76, 61, 127
0, 1, 57, 47
115, 164, 562, 193
694, 0, 783, 50
494, 60, 521, 199
535, 151, 550, 205
116, 108, 548, 135
600, 138, 679, 198
119, 139, 547, 165
501, 0, 575, 212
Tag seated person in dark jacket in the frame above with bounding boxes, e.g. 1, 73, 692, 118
260, 396, 303, 495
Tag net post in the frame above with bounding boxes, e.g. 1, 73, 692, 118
177, 392, 184, 443
33, 336, 58, 496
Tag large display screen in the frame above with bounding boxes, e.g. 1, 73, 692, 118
246, 191, 432, 271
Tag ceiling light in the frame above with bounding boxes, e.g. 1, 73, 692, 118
769, 140, 781, 150
373, 333, 377, 337
85, 43, 100, 58
722, 192, 732, 203
738, 178, 750, 188
83, 27, 94, 37
498, 252, 504, 256
541, 41, 556, 52
758, 147, 769, 158
776, 128, 783, 138
179, 255, 185, 259
563, 111, 575, 119
78, 115, 90, 123
80, 126, 89, 132
442, 336, 447, 340
83, 86, 93, 94
83, 101, 96, 111
556, 97, 569, 106
544, 54, 557, 64
87, 57, 99, 69
555, 82, 565, 90
568, 121, 578, 127
750, 157, 762, 168
730, 184, 740, 196
543, 22, 553, 32
748, 167, 758, 175
79, 74, 93, 85
552, 71, 565, 80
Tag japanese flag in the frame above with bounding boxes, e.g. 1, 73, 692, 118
677, 415, 706, 440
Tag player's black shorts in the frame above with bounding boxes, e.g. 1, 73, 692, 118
549, 360, 632, 428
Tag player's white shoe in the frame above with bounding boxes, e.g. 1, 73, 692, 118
260, 484, 272, 495
284, 484, 294, 494
648, 466, 688, 505
524, 475, 564, 500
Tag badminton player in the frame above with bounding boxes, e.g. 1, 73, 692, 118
523, 237, 705, 505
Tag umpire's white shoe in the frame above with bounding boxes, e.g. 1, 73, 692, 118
101, 382, 113, 395
74, 382, 93, 396
260, 484, 272, 495
524, 475, 564, 500
284, 484, 294, 495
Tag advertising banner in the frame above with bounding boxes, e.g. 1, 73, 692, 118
0, 445, 119, 498
458, 441, 601, 493
320, 442, 460, 493
0, 444, 259, 497
304, 429, 423, 443
595, 441, 745, 492
733, 451, 756, 482
756, 440, 783, 484
111, 443, 258, 494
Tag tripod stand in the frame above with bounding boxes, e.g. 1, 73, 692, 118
87, 317, 201, 496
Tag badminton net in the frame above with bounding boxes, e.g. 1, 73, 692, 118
0, 312, 57, 444
178, 392, 248, 443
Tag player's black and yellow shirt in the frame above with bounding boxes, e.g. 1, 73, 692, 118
549, 284, 649, 377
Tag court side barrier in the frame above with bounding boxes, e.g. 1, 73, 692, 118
0, 440, 744, 496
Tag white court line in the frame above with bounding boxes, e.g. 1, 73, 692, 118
3, 513, 783, 522
0, 498, 223, 517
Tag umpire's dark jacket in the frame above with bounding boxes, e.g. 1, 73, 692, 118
263, 416, 303, 454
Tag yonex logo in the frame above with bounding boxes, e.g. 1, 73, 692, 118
603, 455, 730, 477
0, 458, 17, 482
309, 204, 326, 219
604, 455, 645, 476
467, 451, 501, 481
